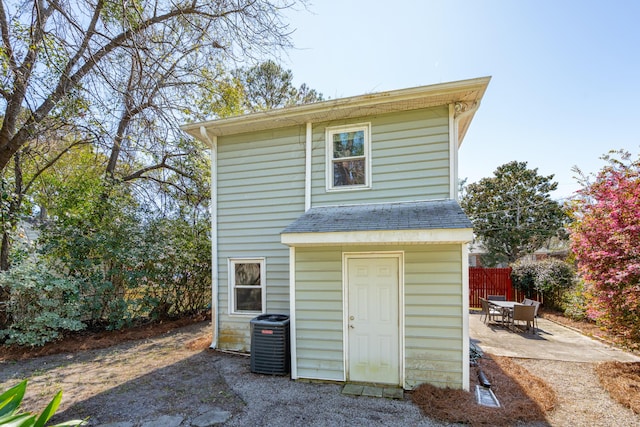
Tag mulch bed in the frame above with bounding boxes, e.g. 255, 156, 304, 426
412, 353, 556, 426
595, 361, 640, 414
0, 312, 209, 362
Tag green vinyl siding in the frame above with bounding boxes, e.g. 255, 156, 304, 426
292, 244, 464, 389
404, 245, 464, 389
211, 105, 465, 386
294, 247, 344, 381
311, 106, 451, 205
216, 126, 306, 351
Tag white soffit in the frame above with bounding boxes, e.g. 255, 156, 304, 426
182, 76, 491, 143
281, 228, 474, 247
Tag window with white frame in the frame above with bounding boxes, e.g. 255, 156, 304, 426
326, 123, 371, 190
229, 258, 265, 314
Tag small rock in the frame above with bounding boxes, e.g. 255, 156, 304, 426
96, 423, 135, 427
140, 415, 184, 427
191, 408, 232, 426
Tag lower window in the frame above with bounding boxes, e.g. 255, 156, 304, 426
229, 258, 265, 314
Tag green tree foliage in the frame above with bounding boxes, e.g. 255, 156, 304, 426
0, 0, 298, 272
0, 256, 85, 346
137, 218, 212, 320
30, 143, 107, 222
561, 279, 590, 321
510, 259, 575, 310
460, 161, 567, 266
195, 60, 324, 119
194, 67, 247, 120
40, 187, 143, 329
234, 60, 324, 112
37, 192, 212, 331
569, 150, 640, 342
0, 1, 322, 338
0, 0, 300, 331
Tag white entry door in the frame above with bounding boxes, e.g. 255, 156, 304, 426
347, 256, 400, 385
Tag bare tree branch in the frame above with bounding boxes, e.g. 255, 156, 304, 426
121, 153, 193, 182
0, 0, 290, 170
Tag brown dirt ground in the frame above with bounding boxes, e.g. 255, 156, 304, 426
0, 315, 248, 426
0, 313, 211, 362
2, 312, 640, 426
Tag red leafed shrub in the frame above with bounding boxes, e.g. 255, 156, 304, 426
569, 150, 640, 342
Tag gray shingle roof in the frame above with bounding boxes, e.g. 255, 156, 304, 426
281, 200, 471, 234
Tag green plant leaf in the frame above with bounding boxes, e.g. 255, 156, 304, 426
48, 420, 87, 427
0, 380, 27, 417
0, 412, 36, 427
33, 391, 61, 427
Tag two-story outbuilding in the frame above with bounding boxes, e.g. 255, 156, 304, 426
182, 76, 490, 390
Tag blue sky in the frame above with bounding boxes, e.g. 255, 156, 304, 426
282, 1, 640, 200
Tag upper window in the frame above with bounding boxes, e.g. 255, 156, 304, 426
229, 258, 265, 315
326, 123, 371, 191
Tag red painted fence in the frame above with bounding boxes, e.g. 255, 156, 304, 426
469, 267, 526, 308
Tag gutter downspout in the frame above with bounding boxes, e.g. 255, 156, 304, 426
451, 101, 479, 391
200, 126, 219, 349
291, 122, 313, 379
304, 122, 312, 211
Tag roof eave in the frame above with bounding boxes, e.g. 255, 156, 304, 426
280, 228, 474, 247
181, 76, 491, 142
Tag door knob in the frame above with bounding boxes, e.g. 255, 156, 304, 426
349, 316, 354, 320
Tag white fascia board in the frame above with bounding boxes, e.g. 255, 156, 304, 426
182, 77, 491, 141
281, 228, 473, 247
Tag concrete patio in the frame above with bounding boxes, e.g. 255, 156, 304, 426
469, 311, 640, 362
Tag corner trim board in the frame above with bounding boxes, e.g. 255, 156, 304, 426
200, 127, 219, 349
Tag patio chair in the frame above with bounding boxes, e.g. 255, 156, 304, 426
521, 298, 541, 330
530, 300, 541, 330
487, 295, 506, 301
510, 304, 536, 333
480, 298, 502, 324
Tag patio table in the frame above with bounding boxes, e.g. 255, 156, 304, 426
488, 300, 523, 324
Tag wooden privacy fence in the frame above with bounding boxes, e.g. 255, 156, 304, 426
469, 267, 526, 309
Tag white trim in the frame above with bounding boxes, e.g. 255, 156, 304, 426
461, 243, 470, 391
343, 252, 404, 386
282, 228, 473, 246
399, 255, 406, 390
325, 123, 372, 192
228, 257, 266, 315
448, 104, 458, 200
200, 128, 219, 349
305, 122, 312, 211
341, 256, 348, 382
182, 77, 491, 139
289, 247, 298, 379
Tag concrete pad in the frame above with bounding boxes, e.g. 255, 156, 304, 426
362, 386, 383, 397
469, 312, 640, 362
341, 384, 364, 395
383, 387, 404, 399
